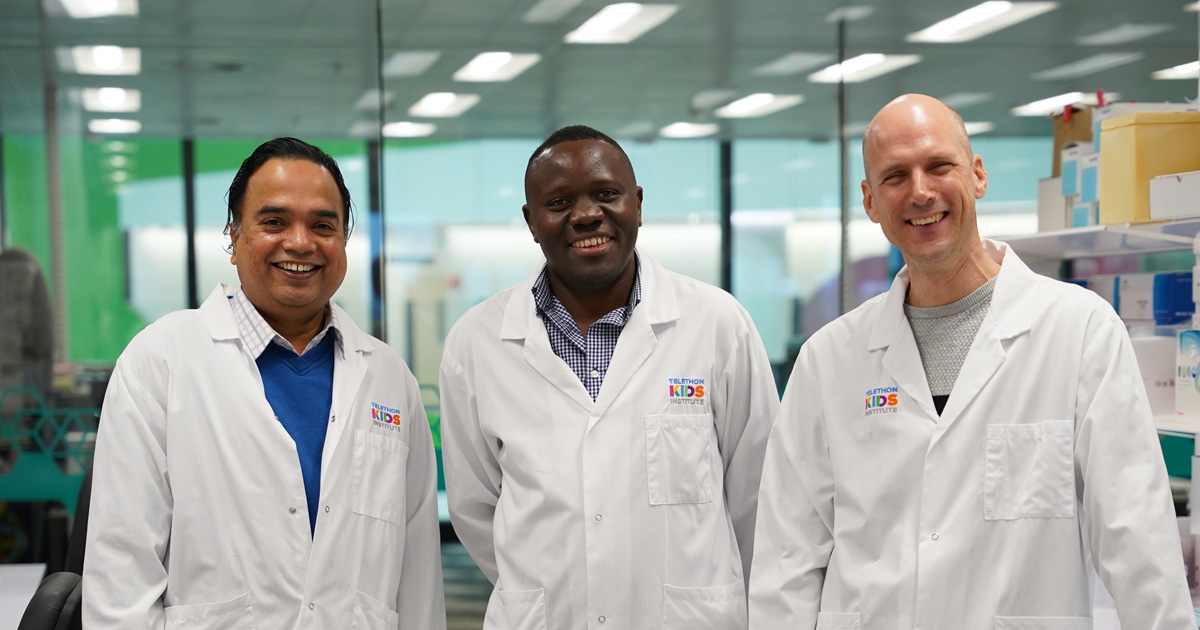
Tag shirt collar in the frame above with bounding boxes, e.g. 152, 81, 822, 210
222, 283, 343, 358
531, 254, 642, 326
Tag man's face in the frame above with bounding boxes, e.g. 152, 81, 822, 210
230, 158, 347, 324
523, 139, 642, 293
861, 101, 988, 273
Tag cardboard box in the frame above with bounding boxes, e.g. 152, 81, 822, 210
1092, 102, 1198, 154
1079, 153, 1100, 204
1151, 170, 1200, 221
1098, 111, 1200, 224
1051, 106, 1092, 177
1060, 145, 1087, 196
1037, 177, 1068, 232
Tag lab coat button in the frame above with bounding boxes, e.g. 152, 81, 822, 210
289, 507, 297, 514
931, 532, 939, 541
590, 369, 600, 378
595, 513, 602, 521
325, 506, 330, 513
331, 415, 336, 423
308, 602, 314, 610
598, 615, 606, 623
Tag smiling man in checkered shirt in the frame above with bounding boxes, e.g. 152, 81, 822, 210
440, 125, 779, 630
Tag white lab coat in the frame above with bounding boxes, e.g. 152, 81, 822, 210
83, 286, 445, 630
440, 253, 778, 630
749, 240, 1194, 629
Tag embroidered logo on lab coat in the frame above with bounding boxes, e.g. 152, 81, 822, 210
668, 378, 706, 406
864, 387, 899, 416
371, 402, 403, 430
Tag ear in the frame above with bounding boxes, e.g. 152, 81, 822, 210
972, 154, 988, 200
861, 180, 880, 224
635, 186, 644, 226
522, 204, 538, 243
229, 226, 239, 264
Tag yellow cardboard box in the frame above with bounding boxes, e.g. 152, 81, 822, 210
1099, 111, 1200, 224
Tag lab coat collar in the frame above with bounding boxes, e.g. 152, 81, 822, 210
200, 284, 376, 358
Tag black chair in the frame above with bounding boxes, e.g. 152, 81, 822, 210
16, 572, 82, 630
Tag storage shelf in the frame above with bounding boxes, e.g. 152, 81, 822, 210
1001, 218, 1200, 261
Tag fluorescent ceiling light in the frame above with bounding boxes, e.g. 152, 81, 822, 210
660, 122, 718, 138
1030, 52, 1144, 80
826, 6, 874, 22
1186, 2, 1199, 11
88, 118, 141, 134
102, 140, 134, 152
56, 0, 137, 18
1010, 91, 1117, 116
808, 54, 921, 83
355, 89, 394, 110
692, 89, 737, 111
564, 3, 679, 44
60, 45, 141, 75
383, 121, 437, 138
1153, 60, 1200, 80
614, 121, 655, 137
715, 93, 804, 118
940, 92, 993, 109
1076, 23, 1170, 45
109, 170, 130, 183
408, 92, 481, 117
82, 87, 140, 112
906, 1, 1058, 43
523, 0, 586, 22
964, 122, 995, 135
453, 52, 541, 82
382, 51, 440, 78
753, 52, 833, 76
347, 121, 379, 137
107, 155, 130, 168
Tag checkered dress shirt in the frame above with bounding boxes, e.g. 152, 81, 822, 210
532, 257, 643, 401
223, 283, 344, 359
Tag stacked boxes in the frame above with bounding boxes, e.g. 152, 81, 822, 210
1099, 111, 1200, 224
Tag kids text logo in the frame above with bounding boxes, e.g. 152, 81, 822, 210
668, 378, 706, 406
864, 387, 899, 416
371, 402, 403, 431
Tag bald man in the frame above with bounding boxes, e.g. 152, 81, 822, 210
748, 95, 1194, 629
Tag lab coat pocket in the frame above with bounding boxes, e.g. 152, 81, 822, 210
164, 592, 255, 629
645, 414, 715, 505
985, 420, 1075, 520
994, 616, 1091, 629
815, 611, 862, 629
352, 590, 400, 630
352, 429, 410, 526
662, 582, 746, 630
496, 587, 549, 630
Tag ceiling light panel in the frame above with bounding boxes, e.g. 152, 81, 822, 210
940, 92, 993, 109
808, 54, 921, 83
660, 122, 719, 138
1076, 23, 1170, 45
382, 51, 440, 78
753, 52, 834, 76
1152, 60, 1200, 80
564, 3, 679, 44
355, 89, 394, 110
523, 0, 586, 22
56, 0, 138, 18
82, 87, 141, 112
715, 94, 805, 118
59, 45, 141, 75
907, 1, 1058, 43
964, 122, 995, 135
88, 118, 141, 134
1030, 52, 1144, 80
1010, 91, 1117, 116
408, 92, 481, 118
453, 52, 541, 82
1186, 2, 1199, 11
383, 122, 437, 138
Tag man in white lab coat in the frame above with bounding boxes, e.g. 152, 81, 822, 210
83, 138, 445, 629
749, 94, 1195, 629
440, 125, 778, 630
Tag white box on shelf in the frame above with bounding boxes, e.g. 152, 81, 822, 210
1060, 145, 1087, 196
1150, 170, 1200, 221
1079, 153, 1100, 204
1176, 330, 1200, 420
1070, 199, 1096, 227
1133, 335, 1176, 415
1037, 177, 1068, 232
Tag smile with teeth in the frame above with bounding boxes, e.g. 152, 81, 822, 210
573, 236, 610, 248
909, 213, 946, 227
275, 262, 317, 272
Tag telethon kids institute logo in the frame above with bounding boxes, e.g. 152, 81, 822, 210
371, 402, 403, 431
864, 387, 899, 416
668, 378, 706, 406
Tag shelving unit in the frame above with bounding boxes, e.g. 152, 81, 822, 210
1002, 218, 1200, 261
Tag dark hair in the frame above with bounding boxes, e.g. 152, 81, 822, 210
525, 125, 630, 180
224, 137, 354, 246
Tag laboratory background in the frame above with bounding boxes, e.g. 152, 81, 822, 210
1, 0, 1199, 627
